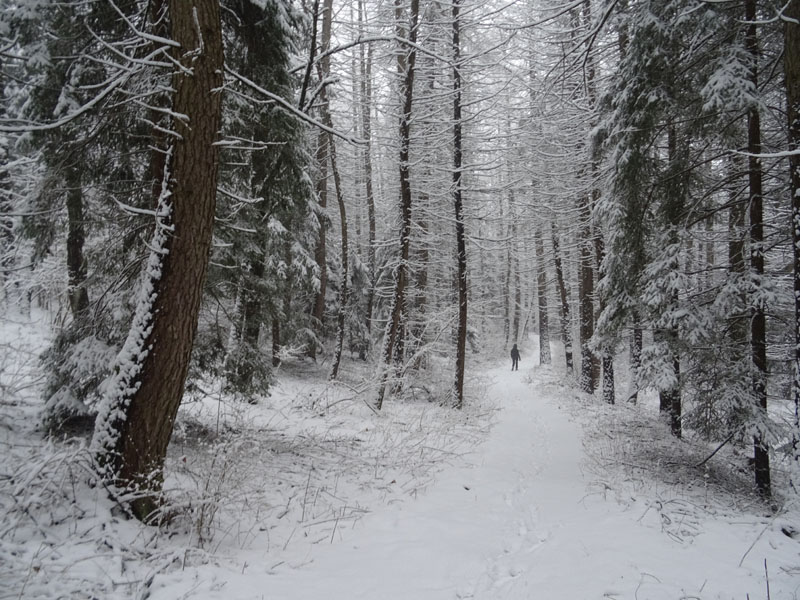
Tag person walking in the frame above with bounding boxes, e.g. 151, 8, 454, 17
510, 344, 520, 371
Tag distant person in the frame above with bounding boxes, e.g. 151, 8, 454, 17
510, 344, 520, 371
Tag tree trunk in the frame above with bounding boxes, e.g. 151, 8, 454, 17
510, 191, 521, 344
230, 256, 265, 392
659, 125, 682, 438
326, 125, 348, 380
746, 0, 770, 497
551, 222, 573, 373
358, 0, 377, 337
785, 0, 800, 474
503, 201, 511, 346
578, 191, 596, 394
452, 0, 468, 409
272, 318, 280, 367
92, 0, 224, 521
535, 226, 550, 365
628, 314, 642, 403
411, 209, 428, 367
376, 0, 419, 409
65, 166, 89, 318
316, 0, 347, 381
311, 129, 328, 359
594, 233, 613, 404
310, 0, 334, 359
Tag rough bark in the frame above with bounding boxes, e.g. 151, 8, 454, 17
92, 0, 224, 520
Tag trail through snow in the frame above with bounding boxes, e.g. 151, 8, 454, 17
150, 363, 798, 600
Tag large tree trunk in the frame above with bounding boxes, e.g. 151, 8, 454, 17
785, 0, 800, 474
376, 0, 419, 409
746, 0, 770, 497
551, 222, 573, 373
452, 0, 467, 409
92, 0, 224, 521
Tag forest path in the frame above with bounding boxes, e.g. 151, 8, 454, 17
234, 361, 629, 599
150, 361, 791, 599
246, 362, 563, 600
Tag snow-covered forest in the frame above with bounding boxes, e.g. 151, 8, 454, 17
2, 0, 800, 597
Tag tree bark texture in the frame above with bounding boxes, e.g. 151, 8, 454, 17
92, 0, 224, 520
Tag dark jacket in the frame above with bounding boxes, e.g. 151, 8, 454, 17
511, 346, 520, 360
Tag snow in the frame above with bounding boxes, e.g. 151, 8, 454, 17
2, 318, 800, 599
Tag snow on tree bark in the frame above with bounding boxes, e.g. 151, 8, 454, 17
91, 0, 224, 520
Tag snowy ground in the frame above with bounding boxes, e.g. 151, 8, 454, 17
2, 316, 800, 599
